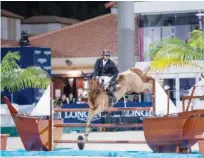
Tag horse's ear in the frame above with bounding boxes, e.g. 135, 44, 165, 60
118, 75, 124, 82
81, 71, 86, 78
88, 79, 92, 85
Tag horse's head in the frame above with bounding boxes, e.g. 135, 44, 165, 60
88, 78, 102, 92
81, 71, 92, 80
81, 71, 92, 98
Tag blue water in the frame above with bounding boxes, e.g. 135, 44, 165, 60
1, 148, 203, 158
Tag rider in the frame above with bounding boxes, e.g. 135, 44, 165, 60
92, 50, 118, 103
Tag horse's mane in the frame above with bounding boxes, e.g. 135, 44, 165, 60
129, 68, 153, 83
88, 79, 104, 110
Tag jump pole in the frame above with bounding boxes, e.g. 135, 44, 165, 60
54, 139, 146, 144
152, 79, 156, 114
49, 82, 54, 151
54, 123, 143, 128
54, 107, 151, 112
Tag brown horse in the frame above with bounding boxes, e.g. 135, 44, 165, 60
83, 68, 154, 141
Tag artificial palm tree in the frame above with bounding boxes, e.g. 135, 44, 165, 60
148, 30, 204, 71
1, 51, 51, 92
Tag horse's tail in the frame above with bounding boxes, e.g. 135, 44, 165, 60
130, 67, 153, 82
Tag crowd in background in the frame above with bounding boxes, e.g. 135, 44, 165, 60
54, 92, 140, 108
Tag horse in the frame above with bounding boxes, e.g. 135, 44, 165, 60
82, 68, 154, 142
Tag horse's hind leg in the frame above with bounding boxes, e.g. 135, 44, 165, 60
84, 109, 95, 142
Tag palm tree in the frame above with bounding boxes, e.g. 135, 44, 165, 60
148, 30, 204, 71
1, 51, 51, 92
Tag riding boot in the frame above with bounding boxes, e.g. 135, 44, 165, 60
106, 87, 117, 104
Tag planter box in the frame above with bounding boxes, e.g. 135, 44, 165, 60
198, 140, 204, 155
0, 134, 9, 150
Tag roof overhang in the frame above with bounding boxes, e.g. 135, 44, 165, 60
110, 1, 204, 15
51, 56, 118, 77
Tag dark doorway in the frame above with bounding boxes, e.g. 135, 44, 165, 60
63, 78, 77, 98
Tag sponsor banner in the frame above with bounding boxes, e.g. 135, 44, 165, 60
1, 47, 51, 105
58, 102, 152, 123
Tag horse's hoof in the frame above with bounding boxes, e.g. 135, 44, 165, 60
77, 135, 85, 150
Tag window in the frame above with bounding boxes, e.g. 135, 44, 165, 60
179, 78, 195, 100
163, 79, 176, 104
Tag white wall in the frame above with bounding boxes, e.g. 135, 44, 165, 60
51, 56, 118, 75
111, 1, 204, 14
47, 23, 62, 31
51, 56, 140, 75
52, 56, 118, 67
1, 17, 8, 40
1, 17, 21, 41
21, 23, 62, 35
133, 1, 204, 15
15, 19, 21, 41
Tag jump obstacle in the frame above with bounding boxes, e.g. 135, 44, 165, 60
50, 79, 155, 150
3, 80, 204, 153
51, 107, 152, 150
49, 80, 204, 153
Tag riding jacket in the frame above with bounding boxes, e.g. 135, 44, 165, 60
93, 58, 118, 84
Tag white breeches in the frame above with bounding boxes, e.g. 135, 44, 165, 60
98, 76, 112, 88
82, 76, 112, 98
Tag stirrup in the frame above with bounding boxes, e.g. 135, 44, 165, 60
112, 97, 117, 104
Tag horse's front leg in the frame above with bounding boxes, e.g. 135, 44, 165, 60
84, 109, 95, 142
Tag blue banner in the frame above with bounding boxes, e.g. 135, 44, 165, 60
58, 101, 152, 125
1, 47, 51, 105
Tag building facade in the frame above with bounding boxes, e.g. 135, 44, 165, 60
1, 10, 24, 41
21, 16, 80, 36
2, 2, 204, 105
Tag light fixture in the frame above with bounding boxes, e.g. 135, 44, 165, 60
65, 60, 72, 66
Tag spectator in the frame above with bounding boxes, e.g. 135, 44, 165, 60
68, 93, 76, 104
54, 97, 63, 108
133, 95, 139, 102
77, 97, 82, 104
61, 94, 69, 104
125, 96, 129, 102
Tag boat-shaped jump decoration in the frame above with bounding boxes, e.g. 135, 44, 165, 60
3, 84, 63, 151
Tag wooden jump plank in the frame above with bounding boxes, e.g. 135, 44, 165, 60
54, 107, 151, 112
195, 135, 204, 140
183, 96, 204, 100
53, 123, 143, 128
53, 139, 147, 144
